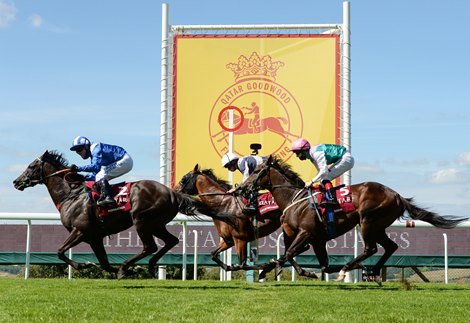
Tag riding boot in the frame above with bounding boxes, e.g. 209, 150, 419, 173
321, 179, 339, 207
243, 191, 259, 215
97, 179, 115, 206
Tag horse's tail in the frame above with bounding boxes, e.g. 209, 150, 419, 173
174, 191, 238, 228
400, 196, 467, 229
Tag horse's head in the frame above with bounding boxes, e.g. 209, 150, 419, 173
239, 155, 275, 195
238, 155, 305, 197
13, 150, 78, 191
13, 151, 52, 191
175, 164, 201, 195
176, 164, 232, 195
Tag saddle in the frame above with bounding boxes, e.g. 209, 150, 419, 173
85, 181, 132, 216
242, 192, 279, 221
308, 185, 356, 237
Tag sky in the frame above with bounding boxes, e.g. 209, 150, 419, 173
1, 0, 470, 218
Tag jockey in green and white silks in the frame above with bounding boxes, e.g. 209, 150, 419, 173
291, 138, 355, 206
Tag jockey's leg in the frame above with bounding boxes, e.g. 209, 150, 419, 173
97, 179, 115, 206
321, 179, 338, 206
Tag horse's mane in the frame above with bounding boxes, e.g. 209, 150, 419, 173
46, 150, 69, 168
269, 156, 305, 187
45, 150, 86, 186
201, 169, 232, 191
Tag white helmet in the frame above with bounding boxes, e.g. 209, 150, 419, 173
221, 152, 239, 167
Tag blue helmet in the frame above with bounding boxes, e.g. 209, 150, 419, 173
70, 136, 91, 151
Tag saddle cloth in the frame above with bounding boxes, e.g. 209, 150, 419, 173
85, 181, 132, 216
258, 192, 279, 215
311, 185, 356, 215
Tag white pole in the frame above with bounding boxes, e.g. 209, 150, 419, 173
24, 220, 32, 279
68, 248, 73, 280
158, 3, 170, 279
182, 222, 187, 281
443, 233, 448, 284
193, 230, 198, 280
160, 3, 170, 185
276, 232, 283, 282
341, 0, 355, 283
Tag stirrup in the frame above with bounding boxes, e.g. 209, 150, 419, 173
97, 196, 115, 206
243, 206, 258, 215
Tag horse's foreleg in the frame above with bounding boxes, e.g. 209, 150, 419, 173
89, 239, 118, 274
285, 230, 318, 279
210, 239, 233, 271
57, 228, 93, 270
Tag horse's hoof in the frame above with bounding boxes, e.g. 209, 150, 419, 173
259, 278, 267, 283
336, 269, 346, 282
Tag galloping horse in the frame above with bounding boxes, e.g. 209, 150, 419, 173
13, 150, 237, 278
237, 156, 467, 282
176, 164, 282, 271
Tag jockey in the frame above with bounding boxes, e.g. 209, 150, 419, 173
291, 138, 355, 206
70, 136, 133, 206
221, 152, 266, 214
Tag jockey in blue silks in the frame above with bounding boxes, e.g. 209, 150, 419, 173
70, 136, 133, 206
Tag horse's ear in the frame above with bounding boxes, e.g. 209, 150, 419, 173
267, 155, 273, 164
193, 164, 199, 172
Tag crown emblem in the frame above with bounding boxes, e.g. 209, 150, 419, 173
226, 52, 284, 80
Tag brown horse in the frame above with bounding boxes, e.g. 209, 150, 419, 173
237, 155, 467, 282
13, 150, 237, 278
175, 164, 282, 271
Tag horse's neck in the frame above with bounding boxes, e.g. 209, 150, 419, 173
268, 173, 302, 210
196, 178, 234, 210
44, 175, 77, 207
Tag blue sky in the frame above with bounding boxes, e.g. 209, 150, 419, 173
1, 0, 470, 217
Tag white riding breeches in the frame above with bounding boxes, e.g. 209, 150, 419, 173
95, 153, 133, 182
325, 151, 354, 181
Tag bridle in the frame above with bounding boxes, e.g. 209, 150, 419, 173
27, 156, 75, 186
178, 172, 198, 195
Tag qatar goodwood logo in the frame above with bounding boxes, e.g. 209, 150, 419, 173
209, 52, 303, 160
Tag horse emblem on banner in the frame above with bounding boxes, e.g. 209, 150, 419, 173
209, 52, 303, 160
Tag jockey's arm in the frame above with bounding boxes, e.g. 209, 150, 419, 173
310, 150, 329, 183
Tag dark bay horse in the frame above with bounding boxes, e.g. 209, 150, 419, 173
175, 164, 282, 271
237, 155, 467, 282
13, 150, 237, 278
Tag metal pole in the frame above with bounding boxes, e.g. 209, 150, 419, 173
160, 3, 169, 185
68, 248, 73, 280
193, 230, 198, 280
341, 0, 355, 283
443, 233, 448, 284
182, 222, 187, 281
276, 232, 283, 282
24, 220, 32, 279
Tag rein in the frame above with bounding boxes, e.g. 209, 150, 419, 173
196, 192, 232, 197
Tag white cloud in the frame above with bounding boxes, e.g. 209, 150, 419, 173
458, 152, 470, 166
429, 168, 465, 184
0, 0, 16, 28
29, 13, 43, 28
354, 162, 383, 173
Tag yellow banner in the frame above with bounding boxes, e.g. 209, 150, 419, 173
172, 35, 340, 186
